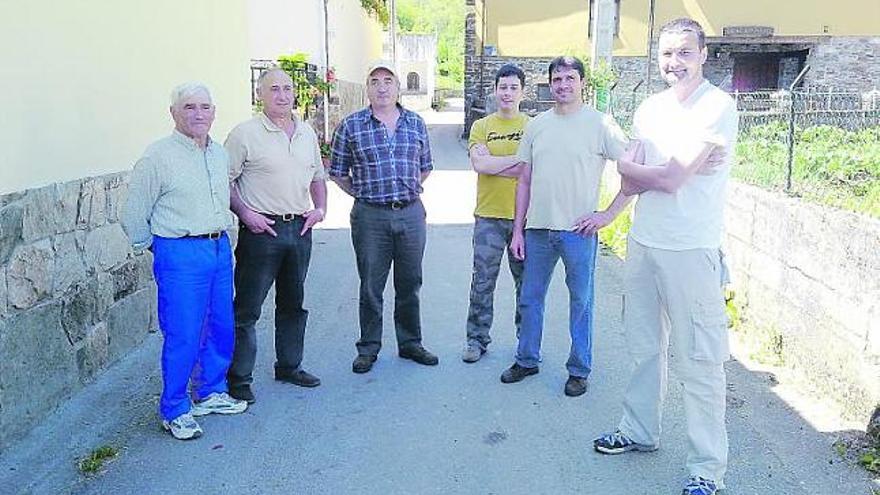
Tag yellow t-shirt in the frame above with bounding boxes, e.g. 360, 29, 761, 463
468, 113, 530, 219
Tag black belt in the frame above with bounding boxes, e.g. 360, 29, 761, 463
188, 232, 223, 240
363, 199, 416, 210
265, 213, 302, 222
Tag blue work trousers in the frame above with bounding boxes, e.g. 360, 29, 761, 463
152, 234, 234, 421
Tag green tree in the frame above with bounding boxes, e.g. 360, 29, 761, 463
397, 0, 464, 90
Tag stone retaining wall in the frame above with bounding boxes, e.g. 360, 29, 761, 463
0, 173, 156, 450
724, 182, 880, 420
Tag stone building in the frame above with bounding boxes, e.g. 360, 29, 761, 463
464, 0, 880, 133
397, 34, 438, 110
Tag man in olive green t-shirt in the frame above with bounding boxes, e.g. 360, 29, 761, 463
462, 64, 530, 363
500, 56, 633, 398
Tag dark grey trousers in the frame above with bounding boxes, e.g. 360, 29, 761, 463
350, 199, 427, 357
228, 217, 312, 387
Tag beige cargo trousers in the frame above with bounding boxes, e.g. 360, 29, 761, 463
617, 236, 730, 487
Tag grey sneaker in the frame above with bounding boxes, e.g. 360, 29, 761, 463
593, 430, 658, 454
191, 392, 248, 417
162, 412, 202, 440
461, 342, 485, 363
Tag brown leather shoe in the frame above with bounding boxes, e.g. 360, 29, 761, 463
500, 363, 539, 383
398, 345, 439, 366
352, 355, 377, 374
275, 369, 321, 388
564, 375, 588, 397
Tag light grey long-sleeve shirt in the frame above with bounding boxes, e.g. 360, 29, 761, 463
122, 130, 233, 250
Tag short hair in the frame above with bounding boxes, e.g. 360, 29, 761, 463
495, 64, 526, 87
547, 56, 585, 83
659, 18, 706, 49
170, 82, 212, 109
257, 67, 292, 93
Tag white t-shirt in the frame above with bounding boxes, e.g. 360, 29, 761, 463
516, 105, 627, 230
629, 80, 738, 250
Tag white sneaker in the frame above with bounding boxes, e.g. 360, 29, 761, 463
191, 392, 248, 417
162, 412, 203, 440
461, 342, 485, 363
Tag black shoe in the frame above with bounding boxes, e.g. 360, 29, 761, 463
564, 375, 588, 397
352, 355, 377, 374
275, 369, 321, 388
500, 363, 539, 383
228, 384, 256, 404
398, 345, 439, 366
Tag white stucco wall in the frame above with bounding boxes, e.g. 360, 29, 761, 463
0, 0, 252, 195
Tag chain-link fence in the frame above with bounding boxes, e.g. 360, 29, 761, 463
608, 87, 880, 217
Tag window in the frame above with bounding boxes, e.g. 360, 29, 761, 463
407, 72, 420, 91
536, 83, 552, 101
588, 0, 621, 38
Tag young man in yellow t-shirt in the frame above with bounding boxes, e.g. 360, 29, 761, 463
462, 64, 530, 363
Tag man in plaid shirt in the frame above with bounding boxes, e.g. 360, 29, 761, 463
330, 61, 438, 374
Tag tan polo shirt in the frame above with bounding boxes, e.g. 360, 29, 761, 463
226, 112, 326, 215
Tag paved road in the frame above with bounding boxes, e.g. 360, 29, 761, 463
2, 107, 876, 494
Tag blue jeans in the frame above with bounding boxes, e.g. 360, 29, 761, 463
515, 229, 598, 377
152, 234, 234, 421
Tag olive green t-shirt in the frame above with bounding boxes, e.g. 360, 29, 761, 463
515, 105, 627, 230
468, 113, 530, 219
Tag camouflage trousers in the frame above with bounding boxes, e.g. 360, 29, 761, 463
466, 216, 524, 349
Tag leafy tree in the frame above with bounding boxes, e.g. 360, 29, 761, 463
397, 0, 464, 90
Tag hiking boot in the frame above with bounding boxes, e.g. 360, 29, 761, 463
162, 412, 202, 440
593, 430, 658, 454
352, 354, 377, 374
682, 476, 718, 495
191, 392, 248, 417
500, 363, 538, 383
228, 384, 256, 404
461, 342, 485, 363
564, 375, 588, 397
399, 345, 439, 366
275, 369, 321, 388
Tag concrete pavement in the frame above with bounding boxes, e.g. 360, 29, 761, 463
1, 107, 876, 494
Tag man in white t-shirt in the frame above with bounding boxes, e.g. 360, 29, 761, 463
592, 18, 738, 495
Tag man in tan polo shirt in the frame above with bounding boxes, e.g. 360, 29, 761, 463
224, 68, 328, 403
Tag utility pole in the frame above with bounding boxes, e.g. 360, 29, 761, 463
322, 0, 330, 141
389, 0, 397, 67
590, 0, 615, 111
645, 0, 656, 92
590, 0, 614, 68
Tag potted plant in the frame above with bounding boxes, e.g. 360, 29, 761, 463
589, 60, 617, 113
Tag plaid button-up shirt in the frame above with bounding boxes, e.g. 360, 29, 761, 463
329, 105, 433, 203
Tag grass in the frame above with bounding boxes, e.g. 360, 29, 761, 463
596, 186, 632, 258
859, 447, 880, 475
77, 445, 119, 475
734, 123, 880, 218
833, 437, 880, 478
